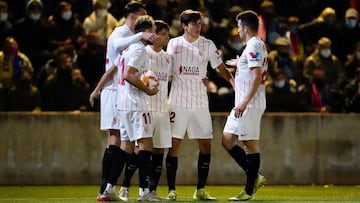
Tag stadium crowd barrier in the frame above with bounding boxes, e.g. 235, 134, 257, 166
0, 112, 359, 185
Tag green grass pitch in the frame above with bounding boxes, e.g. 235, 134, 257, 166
0, 185, 359, 202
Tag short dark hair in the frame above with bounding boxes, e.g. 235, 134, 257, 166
180, 9, 201, 25
155, 20, 169, 33
124, 1, 146, 18
134, 15, 155, 33
236, 10, 259, 31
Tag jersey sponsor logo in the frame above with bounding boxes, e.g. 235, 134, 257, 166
248, 51, 260, 61
179, 65, 200, 76
153, 70, 168, 81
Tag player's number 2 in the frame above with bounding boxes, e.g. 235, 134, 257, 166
170, 112, 175, 123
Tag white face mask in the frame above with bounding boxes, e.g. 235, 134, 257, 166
29, 13, 41, 21
320, 49, 331, 58
0, 13, 8, 22
96, 9, 107, 17
356, 51, 360, 61
274, 79, 286, 88
61, 11, 72, 21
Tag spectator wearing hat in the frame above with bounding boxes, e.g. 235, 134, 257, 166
83, 0, 118, 46
303, 37, 344, 91
268, 37, 303, 84
13, 0, 51, 77
338, 8, 360, 64
298, 7, 341, 58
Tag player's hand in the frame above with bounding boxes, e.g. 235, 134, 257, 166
89, 89, 101, 107
233, 103, 247, 118
146, 86, 159, 96
202, 77, 210, 86
142, 33, 160, 44
225, 55, 239, 67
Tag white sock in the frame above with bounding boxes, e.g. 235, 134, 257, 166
139, 188, 149, 196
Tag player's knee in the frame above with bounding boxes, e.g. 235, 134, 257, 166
221, 133, 235, 150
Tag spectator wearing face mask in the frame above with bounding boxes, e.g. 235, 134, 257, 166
5, 69, 41, 111
338, 8, 360, 64
83, 0, 118, 46
46, 1, 86, 51
0, 1, 13, 48
13, 0, 51, 77
298, 7, 341, 58
268, 37, 304, 84
265, 69, 303, 112
303, 37, 344, 90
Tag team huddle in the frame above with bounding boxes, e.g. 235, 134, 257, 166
89, 1, 267, 202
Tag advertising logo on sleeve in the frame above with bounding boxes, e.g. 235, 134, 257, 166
248, 51, 260, 62
215, 49, 222, 59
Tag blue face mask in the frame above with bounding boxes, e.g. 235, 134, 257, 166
346, 18, 358, 29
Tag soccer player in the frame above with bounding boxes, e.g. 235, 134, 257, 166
88, 2, 159, 201
116, 14, 160, 202
222, 10, 267, 201
165, 9, 234, 201
118, 20, 172, 201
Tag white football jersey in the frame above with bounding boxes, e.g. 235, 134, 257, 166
116, 41, 148, 111
104, 24, 142, 90
235, 36, 268, 109
145, 45, 171, 112
167, 36, 223, 108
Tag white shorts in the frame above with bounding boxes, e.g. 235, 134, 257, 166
223, 108, 264, 141
117, 110, 154, 142
100, 88, 119, 130
152, 111, 172, 148
169, 106, 213, 140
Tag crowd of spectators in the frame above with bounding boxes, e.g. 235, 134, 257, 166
0, 0, 359, 113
